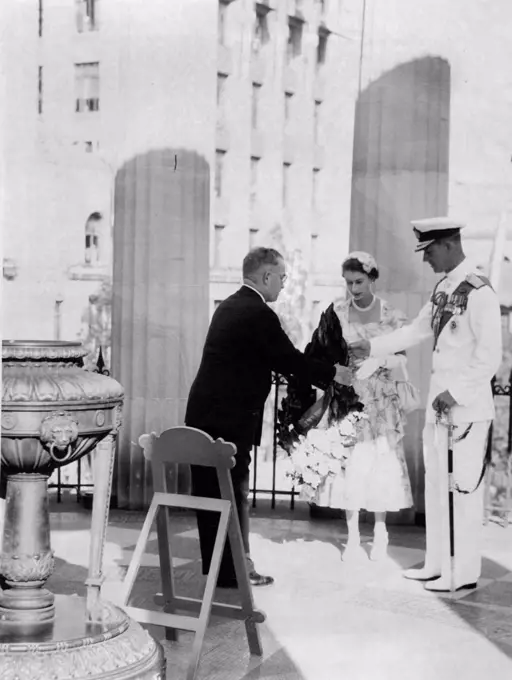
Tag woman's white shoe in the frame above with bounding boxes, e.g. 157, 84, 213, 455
342, 538, 367, 562
370, 529, 389, 561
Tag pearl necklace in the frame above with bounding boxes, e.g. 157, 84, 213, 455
352, 295, 377, 312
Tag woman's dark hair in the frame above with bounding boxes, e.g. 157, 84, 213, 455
342, 257, 379, 281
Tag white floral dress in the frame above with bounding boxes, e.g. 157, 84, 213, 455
313, 297, 414, 512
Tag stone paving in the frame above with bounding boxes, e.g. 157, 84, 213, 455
47, 500, 512, 680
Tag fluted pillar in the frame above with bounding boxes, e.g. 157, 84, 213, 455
110, 0, 217, 509
111, 149, 211, 508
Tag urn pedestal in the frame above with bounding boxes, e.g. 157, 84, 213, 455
0, 341, 165, 679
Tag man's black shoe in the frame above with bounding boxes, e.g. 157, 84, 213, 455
216, 571, 274, 588
249, 571, 274, 587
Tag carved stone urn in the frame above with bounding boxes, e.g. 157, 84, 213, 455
0, 341, 165, 679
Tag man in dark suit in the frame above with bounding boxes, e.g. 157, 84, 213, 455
185, 247, 352, 587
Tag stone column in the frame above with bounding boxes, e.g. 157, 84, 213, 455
112, 149, 212, 509
110, 0, 217, 509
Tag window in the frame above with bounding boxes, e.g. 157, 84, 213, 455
249, 228, 259, 249
250, 156, 259, 208
286, 17, 303, 62
85, 212, 103, 264
312, 168, 320, 209
317, 28, 329, 68
76, 0, 98, 32
75, 62, 100, 112
282, 162, 291, 207
38, 66, 43, 114
215, 150, 226, 197
214, 225, 224, 268
284, 91, 293, 127
217, 73, 228, 128
218, 2, 228, 46
73, 141, 96, 153
313, 99, 322, 145
252, 5, 270, 56
38, 0, 43, 37
251, 83, 261, 130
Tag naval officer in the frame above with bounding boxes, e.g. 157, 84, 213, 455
349, 217, 502, 591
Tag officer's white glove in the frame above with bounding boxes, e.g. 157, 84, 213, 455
355, 357, 382, 380
382, 354, 406, 370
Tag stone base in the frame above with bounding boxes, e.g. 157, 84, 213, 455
0, 595, 165, 680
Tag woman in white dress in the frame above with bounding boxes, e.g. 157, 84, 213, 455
335, 252, 414, 559
278, 251, 416, 560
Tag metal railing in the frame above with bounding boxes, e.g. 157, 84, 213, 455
49, 347, 512, 519
484, 371, 512, 526
250, 373, 297, 510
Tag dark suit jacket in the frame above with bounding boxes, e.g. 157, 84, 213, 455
185, 286, 335, 449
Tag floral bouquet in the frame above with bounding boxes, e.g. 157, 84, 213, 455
283, 411, 367, 502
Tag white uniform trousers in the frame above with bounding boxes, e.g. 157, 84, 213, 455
422, 420, 490, 586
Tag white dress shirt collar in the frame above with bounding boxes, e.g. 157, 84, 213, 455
444, 258, 471, 286
243, 283, 267, 304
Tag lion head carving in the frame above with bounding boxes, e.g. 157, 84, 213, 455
40, 411, 79, 462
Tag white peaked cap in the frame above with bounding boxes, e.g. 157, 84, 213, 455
411, 217, 466, 252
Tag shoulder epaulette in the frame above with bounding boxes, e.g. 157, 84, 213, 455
465, 273, 491, 289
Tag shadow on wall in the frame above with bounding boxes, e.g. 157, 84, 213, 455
110, 148, 210, 510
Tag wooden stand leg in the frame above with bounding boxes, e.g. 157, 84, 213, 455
156, 506, 178, 641
506, 454, 512, 529
86, 434, 116, 620
218, 472, 263, 656
0, 456, 5, 553
130, 428, 266, 680
186, 504, 231, 680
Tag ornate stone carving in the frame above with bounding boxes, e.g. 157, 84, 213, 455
0, 342, 166, 678
2, 340, 88, 362
112, 403, 124, 434
1, 341, 124, 620
40, 411, 79, 463
1, 413, 17, 431
0, 614, 165, 680
0, 551, 55, 583
2, 367, 124, 403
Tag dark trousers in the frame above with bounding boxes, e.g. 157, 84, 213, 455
190, 444, 251, 584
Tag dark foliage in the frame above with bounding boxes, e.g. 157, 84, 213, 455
277, 303, 363, 452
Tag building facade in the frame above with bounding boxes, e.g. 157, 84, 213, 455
1, 0, 360, 353
2, 0, 511, 510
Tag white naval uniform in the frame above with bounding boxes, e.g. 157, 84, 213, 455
369, 259, 502, 586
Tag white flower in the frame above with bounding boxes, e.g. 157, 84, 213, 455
316, 460, 331, 477
302, 467, 319, 485
344, 251, 378, 275
338, 419, 356, 437
306, 429, 329, 448
292, 447, 309, 468
281, 458, 295, 478
330, 445, 345, 460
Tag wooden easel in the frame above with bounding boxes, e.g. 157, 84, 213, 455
119, 426, 265, 680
